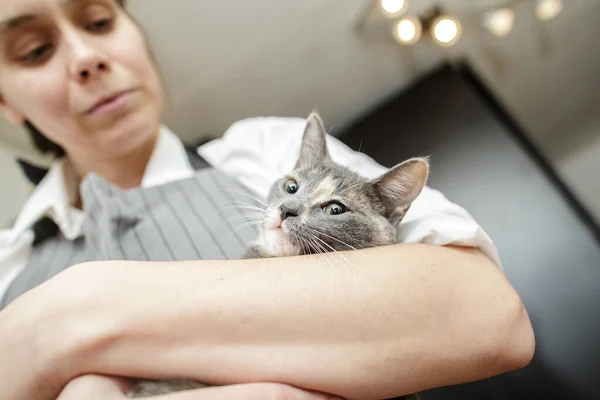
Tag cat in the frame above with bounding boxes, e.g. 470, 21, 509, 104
127, 111, 430, 397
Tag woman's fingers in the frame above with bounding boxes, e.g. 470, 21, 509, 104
146, 383, 344, 400
56, 375, 134, 400
57, 377, 344, 400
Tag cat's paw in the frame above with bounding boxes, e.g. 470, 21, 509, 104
127, 379, 207, 398
242, 245, 273, 259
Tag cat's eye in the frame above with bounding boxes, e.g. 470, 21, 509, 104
284, 179, 299, 194
324, 203, 346, 215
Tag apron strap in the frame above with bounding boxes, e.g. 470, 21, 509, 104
28, 144, 212, 245
184, 145, 212, 171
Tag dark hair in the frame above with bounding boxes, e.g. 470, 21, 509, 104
23, 0, 127, 158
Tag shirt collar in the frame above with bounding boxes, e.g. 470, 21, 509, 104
6, 125, 194, 243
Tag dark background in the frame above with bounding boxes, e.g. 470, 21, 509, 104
337, 63, 600, 400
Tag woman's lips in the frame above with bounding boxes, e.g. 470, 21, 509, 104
85, 89, 135, 115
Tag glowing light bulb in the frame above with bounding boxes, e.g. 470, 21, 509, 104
535, 0, 563, 21
482, 8, 515, 37
380, 0, 407, 17
432, 16, 461, 46
393, 17, 422, 44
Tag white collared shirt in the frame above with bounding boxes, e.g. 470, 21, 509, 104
0, 117, 502, 301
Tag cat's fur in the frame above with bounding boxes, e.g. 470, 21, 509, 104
128, 111, 429, 397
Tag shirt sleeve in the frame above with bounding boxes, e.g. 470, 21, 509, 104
198, 116, 503, 269
0, 230, 34, 309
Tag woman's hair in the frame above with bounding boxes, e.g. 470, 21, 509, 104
24, 0, 127, 158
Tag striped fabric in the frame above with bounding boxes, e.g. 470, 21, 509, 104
1, 155, 260, 308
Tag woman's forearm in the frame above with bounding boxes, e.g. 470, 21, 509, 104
62, 244, 533, 399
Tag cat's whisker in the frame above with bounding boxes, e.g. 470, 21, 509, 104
308, 232, 365, 292
309, 228, 368, 260
223, 189, 270, 208
307, 231, 355, 266
294, 235, 319, 277
218, 199, 268, 215
237, 220, 262, 228
227, 221, 262, 236
296, 234, 309, 255
219, 198, 265, 205
306, 232, 353, 276
310, 228, 356, 251
225, 213, 264, 225
304, 235, 346, 292
305, 234, 324, 255
221, 205, 267, 214
304, 234, 330, 263
225, 221, 260, 232
297, 236, 313, 272
219, 199, 267, 209
226, 218, 263, 227
223, 210, 264, 232
310, 232, 367, 294
219, 199, 260, 206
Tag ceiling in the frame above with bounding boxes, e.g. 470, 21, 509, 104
1, 0, 598, 166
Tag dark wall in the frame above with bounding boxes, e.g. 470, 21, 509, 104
337, 64, 600, 400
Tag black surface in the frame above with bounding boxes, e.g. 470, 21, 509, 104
337, 62, 600, 400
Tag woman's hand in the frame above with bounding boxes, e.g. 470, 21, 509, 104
0, 265, 113, 400
57, 375, 344, 400
0, 280, 69, 400
57, 375, 132, 400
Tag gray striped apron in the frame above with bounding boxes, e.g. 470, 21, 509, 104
1, 150, 260, 309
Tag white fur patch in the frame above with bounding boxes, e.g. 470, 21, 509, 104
259, 207, 302, 257
310, 176, 336, 205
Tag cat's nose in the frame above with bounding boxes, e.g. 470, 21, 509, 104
280, 204, 299, 220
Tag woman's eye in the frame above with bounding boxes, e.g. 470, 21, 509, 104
324, 203, 346, 215
20, 44, 53, 63
283, 179, 299, 194
87, 18, 113, 32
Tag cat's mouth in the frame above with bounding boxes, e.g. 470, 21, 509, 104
261, 208, 302, 257
264, 208, 284, 231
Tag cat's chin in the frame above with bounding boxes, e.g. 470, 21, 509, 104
261, 227, 302, 257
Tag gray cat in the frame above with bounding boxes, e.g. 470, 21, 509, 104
128, 111, 430, 397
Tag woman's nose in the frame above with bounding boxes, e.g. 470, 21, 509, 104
77, 61, 109, 81
67, 33, 110, 83
71, 55, 110, 83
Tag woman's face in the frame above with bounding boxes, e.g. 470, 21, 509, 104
0, 0, 162, 160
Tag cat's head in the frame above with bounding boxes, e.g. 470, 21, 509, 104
260, 112, 429, 257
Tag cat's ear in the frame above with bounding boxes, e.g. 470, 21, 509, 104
372, 157, 430, 226
295, 111, 331, 169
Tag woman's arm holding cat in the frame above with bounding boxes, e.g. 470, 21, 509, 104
0, 243, 534, 400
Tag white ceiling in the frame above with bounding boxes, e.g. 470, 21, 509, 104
1, 0, 599, 166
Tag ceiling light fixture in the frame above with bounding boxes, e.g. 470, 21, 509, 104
393, 17, 422, 45
361, 0, 565, 50
379, 0, 408, 17
482, 8, 516, 37
535, 0, 563, 21
431, 16, 461, 46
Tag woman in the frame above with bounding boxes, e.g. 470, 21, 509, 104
0, 0, 535, 399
